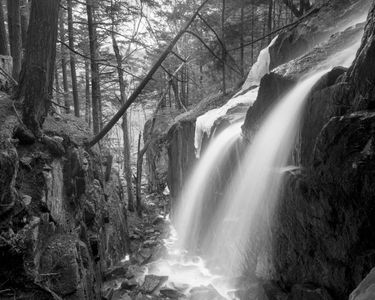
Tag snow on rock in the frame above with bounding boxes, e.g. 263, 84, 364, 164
193, 36, 278, 158
194, 87, 259, 157
241, 35, 278, 91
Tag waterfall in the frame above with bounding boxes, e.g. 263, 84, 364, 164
174, 122, 243, 252
146, 18, 363, 300
194, 36, 278, 158
202, 70, 329, 275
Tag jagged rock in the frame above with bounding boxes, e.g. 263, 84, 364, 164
126, 265, 148, 281
263, 281, 288, 300
160, 287, 186, 299
104, 264, 130, 281
39, 235, 96, 299
288, 284, 333, 300
349, 268, 375, 300
0, 139, 18, 216
120, 278, 138, 290
140, 275, 168, 294
300, 67, 347, 166
243, 73, 295, 141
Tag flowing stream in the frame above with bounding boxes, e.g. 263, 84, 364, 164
145, 22, 364, 300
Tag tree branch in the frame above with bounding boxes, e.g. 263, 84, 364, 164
86, 0, 211, 147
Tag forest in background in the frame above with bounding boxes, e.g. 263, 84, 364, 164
0, 0, 324, 213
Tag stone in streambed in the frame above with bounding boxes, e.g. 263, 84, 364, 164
120, 278, 138, 290
104, 263, 131, 281
141, 275, 168, 294
160, 287, 186, 299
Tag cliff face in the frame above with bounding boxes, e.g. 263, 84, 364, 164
0, 98, 129, 299
239, 1, 375, 299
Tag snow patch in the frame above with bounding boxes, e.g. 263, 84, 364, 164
194, 88, 259, 157
193, 36, 278, 158
241, 35, 278, 91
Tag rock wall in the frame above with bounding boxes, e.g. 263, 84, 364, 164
0, 101, 130, 299
239, 2, 375, 299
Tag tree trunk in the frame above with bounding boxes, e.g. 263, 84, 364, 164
20, 0, 30, 51
268, 0, 273, 43
111, 32, 135, 212
221, 0, 226, 94
0, 0, 8, 55
7, 0, 22, 80
136, 133, 144, 216
67, 0, 80, 117
86, 0, 101, 134
59, 8, 70, 113
54, 64, 60, 105
240, 0, 245, 79
87, 0, 210, 147
282, 0, 302, 18
20, 0, 60, 136
171, 77, 181, 109
85, 58, 91, 126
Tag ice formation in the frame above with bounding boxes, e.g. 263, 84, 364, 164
194, 36, 278, 157
194, 87, 259, 157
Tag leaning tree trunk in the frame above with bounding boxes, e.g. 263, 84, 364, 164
20, 0, 60, 136
67, 0, 80, 117
0, 0, 8, 55
86, 0, 101, 135
7, 0, 22, 80
111, 33, 135, 212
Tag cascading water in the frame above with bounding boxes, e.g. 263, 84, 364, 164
174, 122, 243, 252
145, 16, 365, 300
202, 70, 329, 275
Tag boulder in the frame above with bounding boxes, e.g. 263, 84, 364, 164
288, 284, 332, 300
349, 268, 375, 300
140, 275, 168, 294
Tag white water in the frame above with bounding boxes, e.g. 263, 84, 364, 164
194, 88, 258, 157
202, 70, 328, 274
174, 122, 243, 251
194, 36, 278, 158
145, 19, 363, 300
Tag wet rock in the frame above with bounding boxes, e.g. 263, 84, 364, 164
160, 287, 186, 299
242, 73, 295, 141
104, 264, 130, 281
288, 284, 333, 300
152, 215, 166, 226
349, 268, 375, 300
263, 281, 288, 300
141, 275, 168, 294
39, 235, 96, 299
126, 265, 148, 282
120, 278, 138, 290
190, 285, 226, 300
